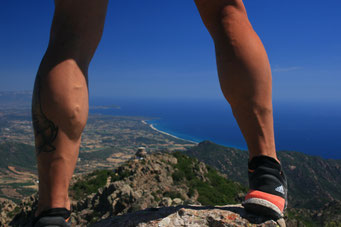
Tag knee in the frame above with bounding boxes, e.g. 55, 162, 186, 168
220, 4, 250, 32
47, 22, 104, 70
195, 0, 249, 40
48, 29, 100, 69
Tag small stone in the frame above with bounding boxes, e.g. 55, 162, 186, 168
158, 217, 171, 226
159, 197, 172, 207
172, 198, 183, 206
277, 218, 286, 227
178, 208, 185, 217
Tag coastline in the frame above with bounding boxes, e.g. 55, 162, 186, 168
141, 120, 198, 144
89, 98, 341, 159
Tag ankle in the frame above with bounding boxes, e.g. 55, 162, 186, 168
250, 155, 280, 164
248, 155, 282, 171
36, 197, 71, 217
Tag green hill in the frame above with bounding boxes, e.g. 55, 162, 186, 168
185, 141, 341, 210
0, 141, 36, 172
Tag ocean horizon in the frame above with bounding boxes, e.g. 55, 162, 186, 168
90, 97, 341, 160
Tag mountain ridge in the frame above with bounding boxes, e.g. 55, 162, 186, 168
5, 151, 251, 226
185, 141, 341, 210
0, 141, 340, 226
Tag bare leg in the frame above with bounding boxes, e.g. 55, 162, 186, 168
194, 0, 278, 161
194, 0, 288, 219
32, 0, 108, 216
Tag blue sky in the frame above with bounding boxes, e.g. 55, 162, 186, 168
0, 0, 340, 102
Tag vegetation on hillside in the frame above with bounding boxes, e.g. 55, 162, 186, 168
71, 168, 133, 200
186, 141, 341, 210
0, 142, 36, 171
171, 151, 246, 206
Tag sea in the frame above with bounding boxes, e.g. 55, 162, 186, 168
89, 97, 341, 160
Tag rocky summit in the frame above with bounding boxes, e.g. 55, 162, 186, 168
92, 204, 285, 227
2, 151, 289, 226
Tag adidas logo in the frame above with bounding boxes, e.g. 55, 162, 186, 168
275, 185, 285, 194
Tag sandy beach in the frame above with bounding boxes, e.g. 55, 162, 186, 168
142, 120, 198, 144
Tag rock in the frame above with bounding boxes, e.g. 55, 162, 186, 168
136, 147, 147, 158
172, 198, 183, 206
159, 197, 172, 207
91, 205, 286, 227
4, 152, 290, 226
3, 194, 38, 226
0, 198, 18, 226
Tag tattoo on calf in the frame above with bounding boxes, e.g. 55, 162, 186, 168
32, 75, 59, 155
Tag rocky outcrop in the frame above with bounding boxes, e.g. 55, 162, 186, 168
92, 205, 286, 227
10, 151, 341, 226
5, 152, 247, 226
0, 198, 18, 226
6, 194, 38, 226
135, 147, 147, 158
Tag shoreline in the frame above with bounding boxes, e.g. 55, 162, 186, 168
141, 120, 198, 144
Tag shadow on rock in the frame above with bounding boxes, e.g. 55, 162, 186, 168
91, 204, 284, 227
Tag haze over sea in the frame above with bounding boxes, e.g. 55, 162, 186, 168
90, 97, 341, 160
